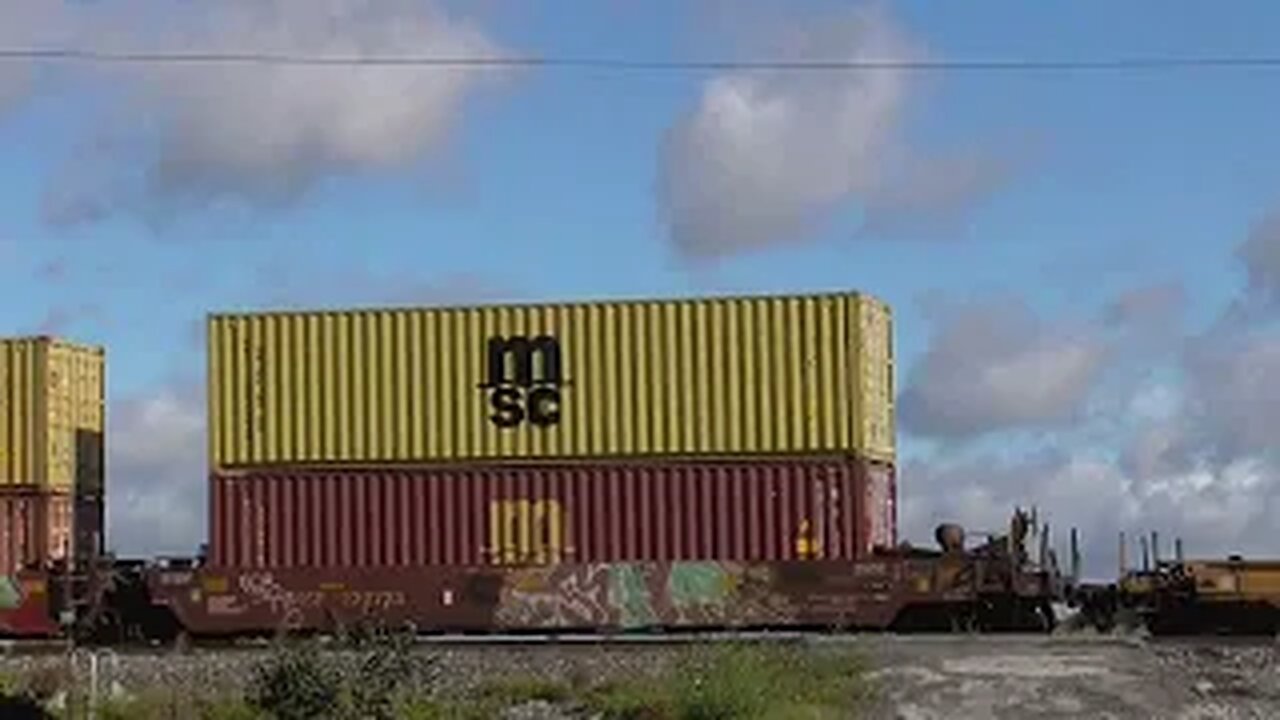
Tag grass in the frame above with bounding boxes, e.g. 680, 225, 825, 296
391, 675, 578, 720
57, 689, 264, 720
581, 642, 873, 719
419, 642, 872, 720
14, 638, 872, 719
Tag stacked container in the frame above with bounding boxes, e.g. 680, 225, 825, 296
205, 290, 897, 569
0, 337, 105, 574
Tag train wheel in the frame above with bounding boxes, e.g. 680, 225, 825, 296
86, 608, 124, 647
949, 605, 979, 633
1088, 608, 1116, 634
1037, 600, 1057, 633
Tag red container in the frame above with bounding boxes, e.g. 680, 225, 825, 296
210, 456, 896, 570
0, 490, 75, 574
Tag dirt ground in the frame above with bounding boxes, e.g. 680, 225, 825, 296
1, 632, 1276, 718
852, 634, 1279, 720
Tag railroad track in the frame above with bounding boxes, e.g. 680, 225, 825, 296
0, 630, 1271, 658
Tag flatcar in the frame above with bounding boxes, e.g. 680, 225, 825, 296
1069, 554, 1280, 636
0, 509, 1064, 645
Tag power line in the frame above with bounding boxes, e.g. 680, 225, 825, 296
1, 47, 1280, 72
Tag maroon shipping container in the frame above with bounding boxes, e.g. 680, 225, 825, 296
210, 456, 896, 570
0, 490, 84, 574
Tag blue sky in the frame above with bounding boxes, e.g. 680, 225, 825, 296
1, 1, 1279, 571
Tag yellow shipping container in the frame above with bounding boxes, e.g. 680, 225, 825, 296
207, 290, 895, 469
0, 337, 105, 491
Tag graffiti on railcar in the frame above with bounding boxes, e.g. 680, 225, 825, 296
488, 499, 570, 565
609, 564, 659, 628
215, 573, 410, 627
0, 575, 54, 636
494, 562, 799, 630
496, 564, 613, 627
661, 562, 795, 627
238, 572, 322, 629
0, 576, 25, 610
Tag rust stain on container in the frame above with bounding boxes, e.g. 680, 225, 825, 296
207, 291, 895, 469
209, 455, 896, 570
0, 337, 105, 492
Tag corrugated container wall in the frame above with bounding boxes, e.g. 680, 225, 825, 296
207, 291, 895, 469
0, 491, 74, 574
0, 338, 106, 492
209, 456, 897, 570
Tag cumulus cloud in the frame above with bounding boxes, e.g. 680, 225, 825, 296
658, 5, 914, 259
900, 447, 1278, 581
899, 210, 1280, 579
898, 297, 1107, 440
1181, 327, 1280, 466
105, 383, 206, 557
29, 0, 508, 224
657, 4, 1012, 261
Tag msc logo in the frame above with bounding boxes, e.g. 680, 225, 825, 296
478, 335, 566, 429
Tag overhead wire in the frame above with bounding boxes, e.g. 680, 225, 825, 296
0, 48, 1279, 72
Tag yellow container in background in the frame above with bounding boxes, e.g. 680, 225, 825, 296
207, 290, 895, 469
0, 337, 105, 492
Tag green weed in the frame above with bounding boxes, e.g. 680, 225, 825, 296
582, 642, 871, 720
243, 626, 425, 720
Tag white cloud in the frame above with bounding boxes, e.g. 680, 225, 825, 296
901, 448, 1278, 581
658, 5, 915, 260
1182, 326, 1280, 465
25, 0, 508, 223
657, 4, 1013, 261
898, 298, 1107, 440
106, 383, 206, 557
899, 216, 1280, 580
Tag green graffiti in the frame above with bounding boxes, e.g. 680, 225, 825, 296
667, 563, 736, 608
0, 577, 22, 610
610, 564, 657, 629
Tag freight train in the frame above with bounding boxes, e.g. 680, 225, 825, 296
0, 290, 1274, 643
7, 504, 1066, 644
